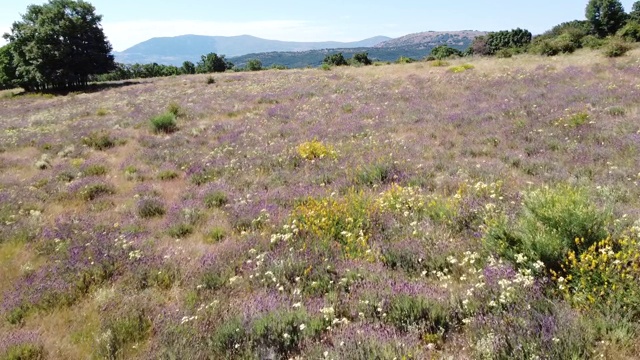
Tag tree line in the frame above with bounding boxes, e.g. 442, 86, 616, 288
1, 0, 640, 92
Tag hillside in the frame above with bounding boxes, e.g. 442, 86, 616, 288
2, 50, 640, 359
114, 34, 391, 65
375, 30, 487, 48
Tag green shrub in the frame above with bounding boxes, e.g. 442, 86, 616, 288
618, 21, 640, 42
395, 56, 415, 64
82, 131, 115, 150
581, 35, 605, 49
495, 48, 514, 58
157, 169, 179, 180
150, 112, 178, 134
137, 198, 166, 218
82, 164, 108, 176
251, 309, 324, 358
385, 294, 455, 333
448, 64, 475, 73
80, 183, 115, 201
323, 53, 348, 66
430, 45, 462, 60
485, 184, 610, 270
96, 307, 151, 359
167, 102, 183, 117
1, 343, 45, 360
296, 140, 335, 160
352, 52, 372, 65
247, 59, 263, 71
206, 227, 226, 243
430, 59, 450, 67
603, 40, 631, 57
206, 76, 215, 84
204, 191, 228, 208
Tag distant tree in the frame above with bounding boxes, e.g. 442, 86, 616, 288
246, 59, 262, 71
196, 53, 232, 73
181, 61, 196, 74
630, 1, 640, 21
469, 36, 491, 56
323, 53, 348, 66
0, 44, 17, 90
3, 0, 115, 91
586, 0, 627, 37
352, 52, 372, 65
430, 45, 462, 59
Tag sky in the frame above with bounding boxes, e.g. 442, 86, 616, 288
1, 0, 638, 52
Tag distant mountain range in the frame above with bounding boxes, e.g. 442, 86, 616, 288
113, 31, 486, 68
113, 34, 391, 65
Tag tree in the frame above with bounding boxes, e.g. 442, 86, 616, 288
0, 44, 17, 90
323, 53, 348, 66
630, 1, 640, 21
3, 0, 115, 91
352, 52, 372, 65
586, 0, 627, 37
196, 53, 232, 73
181, 61, 196, 75
430, 45, 462, 59
246, 59, 262, 71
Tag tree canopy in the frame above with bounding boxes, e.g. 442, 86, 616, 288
3, 0, 115, 91
586, 0, 627, 37
196, 53, 233, 73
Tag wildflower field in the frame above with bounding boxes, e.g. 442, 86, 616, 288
2, 49, 640, 359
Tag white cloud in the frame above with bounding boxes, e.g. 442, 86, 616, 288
102, 19, 346, 51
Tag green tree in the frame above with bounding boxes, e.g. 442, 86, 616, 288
630, 1, 640, 21
323, 53, 348, 66
0, 44, 17, 90
586, 0, 627, 37
3, 0, 115, 91
352, 52, 372, 65
181, 61, 196, 74
246, 59, 262, 71
430, 45, 462, 59
196, 53, 232, 73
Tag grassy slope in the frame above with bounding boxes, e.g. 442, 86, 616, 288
1, 48, 640, 359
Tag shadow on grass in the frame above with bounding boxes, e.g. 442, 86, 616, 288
4, 80, 142, 98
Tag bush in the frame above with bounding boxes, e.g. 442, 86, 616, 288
203, 191, 228, 208
430, 45, 462, 60
137, 197, 166, 218
97, 306, 151, 359
485, 184, 610, 270
82, 131, 115, 150
251, 309, 324, 358
323, 53, 348, 66
82, 164, 108, 177
206, 76, 215, 84
385, 294, 455, 333
618, 21, 640, 42
429, 59, 450, 67
150, 112, 177, 134
581, 35, 605, 49
167, 102, 183, 117
395, 56, 415, 64
296, 140, 335, 160
247, 59, 263, 71
603, 40, 631, 57
448, 64, 475, 73
352, 52, 372, 65
495, 48, 514, 58
80, 183, 115, 201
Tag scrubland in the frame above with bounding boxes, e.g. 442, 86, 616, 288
2, 48, 640, 359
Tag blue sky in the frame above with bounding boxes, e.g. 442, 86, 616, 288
1, 0, 638, 51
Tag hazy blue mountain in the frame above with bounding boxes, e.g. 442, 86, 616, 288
114, 34, 391, 65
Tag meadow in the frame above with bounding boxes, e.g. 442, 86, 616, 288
1, 49, 640, 359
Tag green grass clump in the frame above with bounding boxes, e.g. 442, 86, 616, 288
157, 169, 179, 180
97, 307, 151, 359
82, 164, 108, 177
80, 183, 115, 201
430, 59, 450, 67
448, 64, 475, 73
150, 112, 178, 134
603, 40, 631, 58
205, 227, 226, 243
1, 342, 45, 360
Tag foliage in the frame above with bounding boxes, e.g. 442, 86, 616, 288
554, 228, 640, 319
150, 112, 178, 134
631, 1, 640, 21
352, 52, 372, 65
485, 184, 610, 271
603, 39, 632, 57
196, 53, 233, 73
323, 52, 348, 66
250, 309, 324, 358
487, 28, 532, 54
385, 294, 455, 333
81, 131, 115, 150
181, 61, 196, 75
3, 0, 115, 91
0, 44, 17, 90
96, 305, 151, 359
296, 140, 335, 160
246, 59, 263, 71
203, 191, 228, 209
586, 0, 627, 37
137, 197, 166, 218
449, 64, 475, 73
282, 193, 372, 259
617, 20, 640, 41
430, 45, 462, 59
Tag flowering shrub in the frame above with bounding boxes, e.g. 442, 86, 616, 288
554, 227, 640, 319
296, 140, 335, 160
276, 193, 373, 259
376, 184, 425, 217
